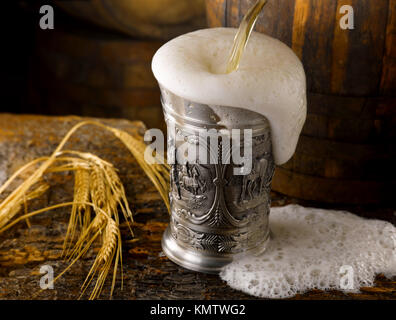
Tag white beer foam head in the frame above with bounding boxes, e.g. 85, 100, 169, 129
220, 205, 396, 299
152, 28, 307, 165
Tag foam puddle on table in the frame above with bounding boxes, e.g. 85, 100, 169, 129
220, 204, 396, 298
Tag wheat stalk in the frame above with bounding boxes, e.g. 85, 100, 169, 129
81, 217, 122, 299
0, 182, 49, 229
0, 122, 91, 224
0, 120, 171, 299
110, 128, 170, 212
63, 168, 91, 255
0, 201, 121, 300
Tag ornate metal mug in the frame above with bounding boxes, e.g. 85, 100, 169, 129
160, 86, 275, 273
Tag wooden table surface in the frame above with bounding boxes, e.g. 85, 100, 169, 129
0, 114, 395, 300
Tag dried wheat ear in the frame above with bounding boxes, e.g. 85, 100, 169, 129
0, 121, 170, 299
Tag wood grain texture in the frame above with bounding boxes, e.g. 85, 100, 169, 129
205, 0, 396, 203
206, 0, 395, 95
281, 150, 393, 180
301, 0, 338, 93
245, 0, 295, 46
272, 167, 393, 204
294, 135, 393, 162
205, 0, 227, 27
381, 0, 396, 94
340, 0, 389, 95
292, 0, 310, 59
0, 114, 395, 300
330, 0, 352, 94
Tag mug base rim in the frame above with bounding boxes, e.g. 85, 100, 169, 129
161, 226, 270, 274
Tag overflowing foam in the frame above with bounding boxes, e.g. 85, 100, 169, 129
220, 205, 396, 298
152, 28, 306, 165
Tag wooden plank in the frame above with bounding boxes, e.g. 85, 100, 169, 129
381, 0, 396, 93
331, 0, 352, 94
302, 113, 379, 143
295, 135, 394, 162
307, 93, 369, 117
205, 0, 227, 27
226, 0, 241, 28
251, 0, 295, 47
206, 0, 396, 96
341, 0, 389, 95
272, 167, 392, 204
307, 93, 396, 118
300, 0, 338, 93
292, 0, 310, 59
302, 96, 396, 143
281, 150, 394, 179
380, 56, 396, 94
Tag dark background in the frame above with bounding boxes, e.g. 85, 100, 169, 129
0, 1, 36, 114
0, 0, 206, 131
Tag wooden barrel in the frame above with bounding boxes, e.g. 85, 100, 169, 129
206, 0, 396, 204
55, 0, 206, 40
28, 26, 166, 132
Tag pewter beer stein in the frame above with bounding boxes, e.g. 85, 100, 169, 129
160, 86, 275, 273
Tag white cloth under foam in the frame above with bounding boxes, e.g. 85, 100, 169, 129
152, 28, 307, 165
220, 205, 396, 298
